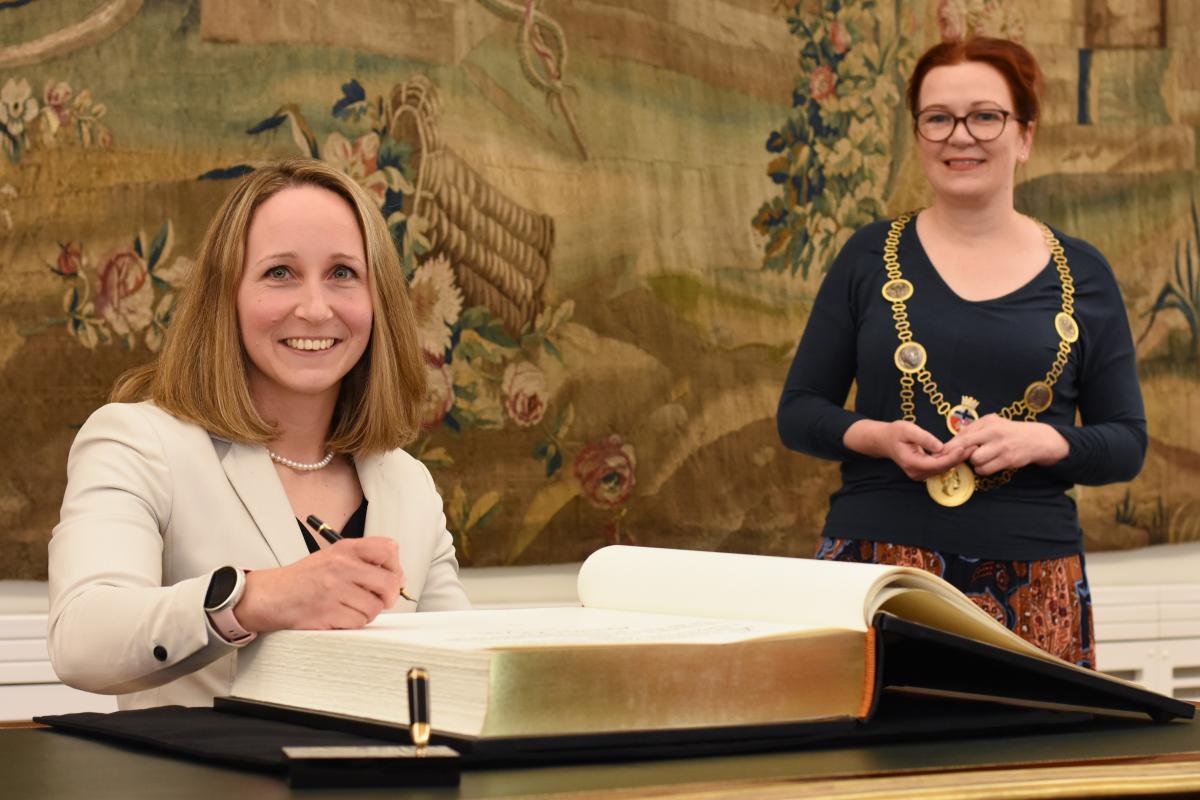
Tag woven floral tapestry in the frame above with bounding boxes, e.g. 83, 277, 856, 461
1, 0, 1198, 579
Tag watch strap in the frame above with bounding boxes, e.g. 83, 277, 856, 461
208, 603, 256, 645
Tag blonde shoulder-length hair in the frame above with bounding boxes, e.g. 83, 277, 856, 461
111, 158, 427, 456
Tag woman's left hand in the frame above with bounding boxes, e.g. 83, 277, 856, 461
947, 415, 1070, 476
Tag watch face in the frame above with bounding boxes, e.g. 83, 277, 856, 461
205, 566, 239, 610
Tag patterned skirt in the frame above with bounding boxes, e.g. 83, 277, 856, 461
815, 537, 1096, 669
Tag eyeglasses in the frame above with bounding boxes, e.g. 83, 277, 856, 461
914, 108, 1023, 143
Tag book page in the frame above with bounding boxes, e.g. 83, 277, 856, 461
577, 545, 908, 631
576, 546, 1071, 664
361, 606, 824, 649
872, 585, 1077, 666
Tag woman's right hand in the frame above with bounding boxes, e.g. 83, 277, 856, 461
843, 419, 971, 481
233, 537, 404, 633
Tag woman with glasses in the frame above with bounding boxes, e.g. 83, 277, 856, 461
776, 38, 1145, 668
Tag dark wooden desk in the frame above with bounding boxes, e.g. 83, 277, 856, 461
5, 718, 1200, 799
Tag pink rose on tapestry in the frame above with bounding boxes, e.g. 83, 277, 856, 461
94, 248, 153, 334
324, 131, 379, 178
938, 0, 970, 40
573, 435, 637, 510
809, 65, 837, 103
501, 361, 547, 428
828, 22, 851, 54
323, 131, 404, 207
43, 80, 73, 125
419, 359, 455, 432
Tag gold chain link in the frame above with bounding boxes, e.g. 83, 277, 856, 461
883, 212, 1076, 493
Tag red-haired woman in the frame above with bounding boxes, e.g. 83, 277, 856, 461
776, 38, 1145, 668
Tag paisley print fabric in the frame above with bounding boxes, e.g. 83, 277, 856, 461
815, 536, 1095, 669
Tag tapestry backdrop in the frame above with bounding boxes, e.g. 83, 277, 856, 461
1, 0, 1198, 579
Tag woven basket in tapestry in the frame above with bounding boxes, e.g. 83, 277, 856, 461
390, 75, 555, 334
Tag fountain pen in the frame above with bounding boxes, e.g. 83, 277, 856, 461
306, 514, 418, 603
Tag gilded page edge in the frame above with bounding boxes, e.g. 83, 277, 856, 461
858, 625, 877, 720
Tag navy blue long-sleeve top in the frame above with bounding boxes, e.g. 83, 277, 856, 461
777, 219, 1147, 559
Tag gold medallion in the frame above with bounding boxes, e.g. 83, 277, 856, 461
946, 395, 980, 435
881, 279, 914, 302
893, 342, 927, 373
1054, 312, 1079, 343
1024, 381, 1053, 413
926, 463, 975, 507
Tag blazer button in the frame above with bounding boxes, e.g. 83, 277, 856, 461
153, 645, 168, 662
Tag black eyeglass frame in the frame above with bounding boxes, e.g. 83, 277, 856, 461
913, 108, 1028, 143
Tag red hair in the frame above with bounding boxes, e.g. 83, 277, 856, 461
907, 37, 1044, 126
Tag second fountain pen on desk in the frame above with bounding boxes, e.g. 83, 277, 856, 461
305, 514, 418, 604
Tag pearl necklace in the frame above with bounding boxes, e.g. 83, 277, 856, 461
268, 449, 335, 472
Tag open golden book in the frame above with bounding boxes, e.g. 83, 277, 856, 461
228, 546, 1192, 742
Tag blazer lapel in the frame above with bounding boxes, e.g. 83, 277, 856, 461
220, 440, 310, 566
357, 454, 429, 603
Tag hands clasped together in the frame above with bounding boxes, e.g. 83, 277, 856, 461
847, 416, 1070, 482
235, 538, 405, 633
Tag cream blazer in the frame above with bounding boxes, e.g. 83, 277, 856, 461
48, 401, 469, 708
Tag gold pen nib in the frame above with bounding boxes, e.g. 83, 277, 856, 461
411, 722, 431, 752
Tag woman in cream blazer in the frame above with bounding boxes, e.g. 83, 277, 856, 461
48, 160, 469, 707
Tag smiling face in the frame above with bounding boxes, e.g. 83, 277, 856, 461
236, 184, 373, 410
915, 61, 1033, 207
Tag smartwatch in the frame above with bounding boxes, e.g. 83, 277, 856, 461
204, 566, 256, 645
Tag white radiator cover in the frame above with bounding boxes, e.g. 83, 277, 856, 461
3, 543, 1198, 719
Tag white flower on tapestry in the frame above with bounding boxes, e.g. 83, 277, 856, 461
144, 290, 172, 352
152, 255, 194, 288
70, 89, 110, 148
1, 79, 38, 134
410, 254, 463, 359
501, 361, 548, 428
0, 78, 38, 157
323, 131, 408, 207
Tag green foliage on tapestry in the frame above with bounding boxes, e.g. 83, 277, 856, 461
753, 0, 917, 279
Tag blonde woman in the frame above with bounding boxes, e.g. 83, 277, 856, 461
48, 159, 469, 708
